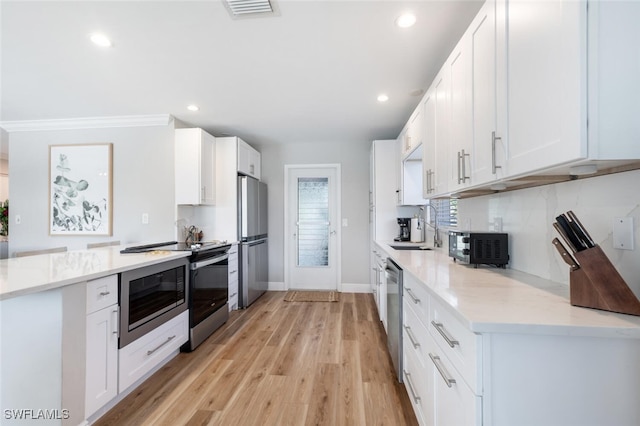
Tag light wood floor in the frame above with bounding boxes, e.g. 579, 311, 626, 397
95, 291, 418, 426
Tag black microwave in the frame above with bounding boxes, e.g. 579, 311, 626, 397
449, 231, 509, 268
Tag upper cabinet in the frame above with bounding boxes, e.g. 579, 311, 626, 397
414, 0, 640, 199
401, 108, 424, 158
175, 128, 216, 205
504, 0, 586, 176
237, 138, 261, 180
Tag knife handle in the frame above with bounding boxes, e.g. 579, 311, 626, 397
552, 238, 580, 270
553, 222, 577, 253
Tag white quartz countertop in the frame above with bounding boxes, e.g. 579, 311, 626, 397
376, 241, 640, 339
0, 246, 190, 301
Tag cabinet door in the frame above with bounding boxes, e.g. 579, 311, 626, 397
505, 0, 586, 177
433, 70, 449, 196
250, 149, 261, 180
175, 128, 216, 205
470, 0, 505, 184
200, 130, 216, 204
85, 305, 118, 417
237, 139, 260, 179
422, 89, 436, 198
447, 35, 473, 192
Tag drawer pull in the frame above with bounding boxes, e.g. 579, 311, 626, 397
429, 353, 456, 388
431, 321, 459, 348
403, 370, 421, 403
403, 325, 421, 349
230, 269, 238, 274
112, 308, 119, 336
405, 288, 421, 304
146, 335, 176, 356
99, 291, 111, 297
230, 292, 238, 297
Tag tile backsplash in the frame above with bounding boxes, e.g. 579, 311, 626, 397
457, 169, 640, 296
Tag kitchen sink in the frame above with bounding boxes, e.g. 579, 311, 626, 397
389, 245, 433, 251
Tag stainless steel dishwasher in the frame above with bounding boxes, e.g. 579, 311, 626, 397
385, 258, 403, 383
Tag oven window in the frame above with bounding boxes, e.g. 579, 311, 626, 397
191, 260, 228, 326
129, 266, 185, 329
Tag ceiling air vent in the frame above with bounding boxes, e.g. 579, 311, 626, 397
223, 0, 278, 18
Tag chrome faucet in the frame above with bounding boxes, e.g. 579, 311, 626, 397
425, 203, 442, 248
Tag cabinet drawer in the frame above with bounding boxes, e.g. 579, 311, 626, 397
86, 275, 118, 314
118, 310, 188, 393
228, 244, 239, 255
429, 339, 482, 426
403, 298, 431, 370
429, 297, 482, 393
403, 335, 431, 426
403, 274, 430, 326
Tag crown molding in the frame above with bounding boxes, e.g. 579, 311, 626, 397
0, 114, 174, 133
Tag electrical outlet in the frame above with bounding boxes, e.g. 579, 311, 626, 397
142, 213, 149, 225
613, 217, 634, 250
342, 218, 348, 227
494, 217, 503, 232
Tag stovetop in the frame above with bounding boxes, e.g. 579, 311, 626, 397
120, 240, 230, 254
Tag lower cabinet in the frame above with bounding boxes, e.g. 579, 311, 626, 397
228, 244, 239, 311
85, 275, 119, 418
403, 273, 482, 426
118, 310, 189, 393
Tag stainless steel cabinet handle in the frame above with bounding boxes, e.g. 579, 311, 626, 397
461, 149, 470, 183
429, 353, 456, 388
457, 151, 462, 184
111, 308, 119, 336
146, 335, 176, 356
492, 131, 502, 174
404, 325, 421, 349
403, 370, 421, 403
431, 321, 459, 348
99, 291, 110, 297
405, 288, 420, 304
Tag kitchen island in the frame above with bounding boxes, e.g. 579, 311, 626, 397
376, 241, 640, 425
0, 246, 190, 426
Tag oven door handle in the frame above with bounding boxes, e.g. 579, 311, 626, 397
191, 253, 229, 270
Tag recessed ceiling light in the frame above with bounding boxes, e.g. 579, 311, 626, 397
395, 13, 416, 28
377, 94, 389, 103
187, 105, 200, 112
90, 33, 112, 48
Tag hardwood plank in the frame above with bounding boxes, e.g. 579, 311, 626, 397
93, 292, 417, 426
304, 363, 340, 425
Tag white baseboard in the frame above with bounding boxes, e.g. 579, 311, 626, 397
268, 282, 372, 294
340, 283, 372, 293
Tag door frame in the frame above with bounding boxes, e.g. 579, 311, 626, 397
284, 164, 342, 291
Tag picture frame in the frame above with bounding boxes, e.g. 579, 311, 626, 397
49, 143, 113, 236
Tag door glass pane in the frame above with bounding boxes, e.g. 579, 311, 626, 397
297, 177, 329, 267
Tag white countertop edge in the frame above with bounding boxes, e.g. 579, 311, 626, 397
375, 240, 640, 339
0, 248, 191, 301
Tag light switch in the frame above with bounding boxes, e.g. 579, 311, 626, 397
142, 213, 149, 225
613, 217, 634, 250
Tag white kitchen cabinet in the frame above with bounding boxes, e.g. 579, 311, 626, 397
422, 88, 436, 197
118, 310, 188, 393
85, 275, 119, 418
446, 34, 473, 193
175, 128, 216, 205
401, 107, 424, 158
504, 0, 586, 176
228, 243, 239, 311
397, 133, 428, 205
432, 70, 450, 197
371, 140, 399, 240
470, 0, 506, 185
237, 138, 261, 180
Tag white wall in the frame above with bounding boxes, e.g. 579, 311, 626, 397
8, 124, 178, 255
258, 140, 371, 287
457, 169, 640, 296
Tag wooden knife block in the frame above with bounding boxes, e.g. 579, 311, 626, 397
570, 245, 640, 316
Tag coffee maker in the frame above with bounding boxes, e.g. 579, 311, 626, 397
394, 217, 411, 241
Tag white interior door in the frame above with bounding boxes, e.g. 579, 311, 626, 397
285, 165, 340, 291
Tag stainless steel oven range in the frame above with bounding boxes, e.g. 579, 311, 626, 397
120, 240, 232, 351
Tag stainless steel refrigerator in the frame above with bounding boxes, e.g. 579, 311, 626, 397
238, 175, 268, 308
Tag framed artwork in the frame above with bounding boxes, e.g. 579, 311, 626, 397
49, 143, 113, 235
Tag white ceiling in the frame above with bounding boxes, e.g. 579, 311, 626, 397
1, 0, 483, 146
